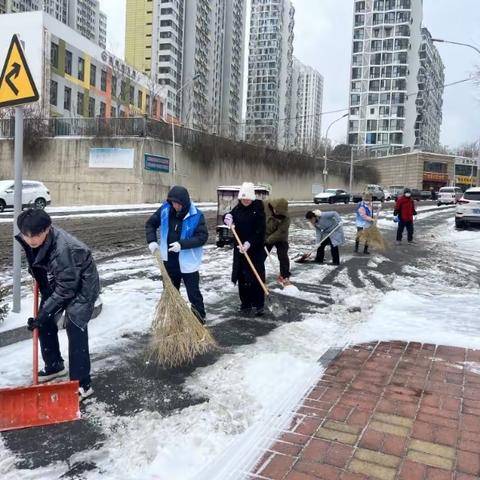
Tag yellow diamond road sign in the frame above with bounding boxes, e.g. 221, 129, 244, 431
0, 34, 39, 108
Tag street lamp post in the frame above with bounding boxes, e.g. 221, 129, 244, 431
431, 38, 480, 57
171, 73, 201, 181
323, 112, 348, 191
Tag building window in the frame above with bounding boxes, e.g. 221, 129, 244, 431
129, 85, 135, 104
88, 97, 95, 117
137, 91, 143, 108
90, 64, 97, 87
146, 94, 150, 112
101, 69, 107, 92
111, 106, 116, 118
100, 101, 106, 117
51, 42, 59, 68
78, 57, 85, 81
120, 80, 127, 101
111, 75, 117, 97
152, 98, 158, 115
77, 92, 84, 116
50, 80, 58, 106
64, 86, 71, 110
65, 50, 72, 75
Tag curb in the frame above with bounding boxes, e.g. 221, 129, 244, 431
0, 301, 103, 349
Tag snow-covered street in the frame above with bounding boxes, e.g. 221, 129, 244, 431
1, 204, 480, 480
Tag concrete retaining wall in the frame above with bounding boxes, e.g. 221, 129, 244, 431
0, 137, 375, 204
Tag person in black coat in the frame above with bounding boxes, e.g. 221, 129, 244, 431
145, 186, 208, 322
15, 209, 100, 401
224, 182, 266, 316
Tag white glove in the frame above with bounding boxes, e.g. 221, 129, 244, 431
168, 241, 181, 253
224, 213, 233, 226
148, 242, 159, 254
237, 241, 250, 254
313, 209, 322, 217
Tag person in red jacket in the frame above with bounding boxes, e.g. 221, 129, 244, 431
394, 188, 417, 244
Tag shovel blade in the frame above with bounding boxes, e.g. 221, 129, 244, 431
0, 380, 80, 432
294, 253, 310, 263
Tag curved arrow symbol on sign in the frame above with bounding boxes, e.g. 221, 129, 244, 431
5, 62, 20, 96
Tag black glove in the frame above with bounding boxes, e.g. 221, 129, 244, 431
27, 317, 41, 331
26, 309, 51, 331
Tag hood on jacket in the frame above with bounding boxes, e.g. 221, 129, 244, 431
268, 198, 288, 217
167, 186, 191, 212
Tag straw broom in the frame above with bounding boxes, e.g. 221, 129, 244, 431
148, 251, 217, 368
357, 203, 386, 251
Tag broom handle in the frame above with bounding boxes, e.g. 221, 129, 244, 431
231, 226, 269, 296
33, 281, 39, 385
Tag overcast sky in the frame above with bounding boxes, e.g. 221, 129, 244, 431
100, 0, 480, 149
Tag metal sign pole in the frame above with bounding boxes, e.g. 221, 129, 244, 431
12, 105, 23, 313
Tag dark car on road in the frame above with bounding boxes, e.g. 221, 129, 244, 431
313, 189, 350, 204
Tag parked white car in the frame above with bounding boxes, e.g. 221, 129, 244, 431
455, 187, 480, 229
437, 186, 463, 206
383, 189, 392, 201
0, 180, 51, 212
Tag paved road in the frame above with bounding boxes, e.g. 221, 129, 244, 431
0, 201, 437, 270
0, 205, 454, 477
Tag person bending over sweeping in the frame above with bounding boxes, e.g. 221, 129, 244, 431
305, 210, 345, 265
146, 186, 208, 323
394, 187, 417, 244
16, 209, 100, 401
224, 182, 266, 317
265, 198, 291, 286
355, 192, 374, 255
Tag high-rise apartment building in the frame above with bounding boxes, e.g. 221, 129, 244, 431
245, 0, 295, 150
348, 0, 426, 151
125, 0, 246, 137
290, 57, 324, 153
0, 0, 106, 48
415, 27, 444, 150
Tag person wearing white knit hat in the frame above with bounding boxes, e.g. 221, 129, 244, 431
237, 182, 256, 201
224, 182, 267, 316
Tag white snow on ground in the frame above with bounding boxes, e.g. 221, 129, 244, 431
0, 205, 478, 480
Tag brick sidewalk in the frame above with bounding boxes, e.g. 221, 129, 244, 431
250, 341, 480, 480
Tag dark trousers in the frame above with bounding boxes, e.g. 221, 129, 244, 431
396, 220, 414, 242
165, 259, 205, 319
39, 314, 91, 389
266, 241, 291, 279
315, 238, 340, 265
355, 227, 369, 253
238, 263, 265, 310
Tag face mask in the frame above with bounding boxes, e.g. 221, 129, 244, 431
405, 193, 411, 197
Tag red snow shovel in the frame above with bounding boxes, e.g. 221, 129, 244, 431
0, 282, 80, 432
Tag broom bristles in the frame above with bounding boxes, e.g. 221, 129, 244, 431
149, 252, 217, 368
358, 224, 386, 251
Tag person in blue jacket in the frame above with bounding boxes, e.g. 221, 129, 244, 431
355, 192, 374, 254
145, 186, 208, 323
305, 209, 345, 265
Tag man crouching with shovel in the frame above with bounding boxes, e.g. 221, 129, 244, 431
15, 209, 100, 401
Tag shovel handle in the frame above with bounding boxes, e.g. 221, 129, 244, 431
231, 226, 269, 296
33, 281, 39, 385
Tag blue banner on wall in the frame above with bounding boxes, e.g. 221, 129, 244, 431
144, 153, 170, 173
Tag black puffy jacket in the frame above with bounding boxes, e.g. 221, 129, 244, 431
16, 226, 100, 329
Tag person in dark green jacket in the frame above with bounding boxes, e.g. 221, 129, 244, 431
265, 198, 291, 285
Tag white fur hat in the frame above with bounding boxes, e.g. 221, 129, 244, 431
238, 182, 256, 201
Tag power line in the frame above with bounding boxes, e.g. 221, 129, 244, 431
198, 75, 475, 129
